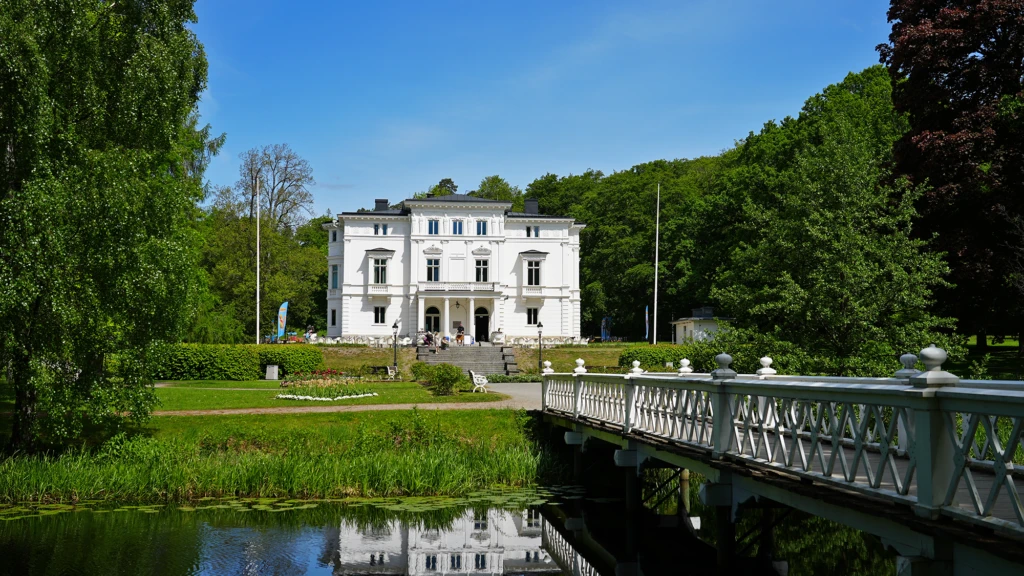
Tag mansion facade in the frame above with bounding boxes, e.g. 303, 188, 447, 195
323, 194, 584, 343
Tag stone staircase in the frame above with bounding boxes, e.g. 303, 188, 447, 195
415, 344, 518, 376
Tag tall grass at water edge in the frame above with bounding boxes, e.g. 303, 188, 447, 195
0, 409, 563, 503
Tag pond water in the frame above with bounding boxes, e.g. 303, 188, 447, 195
0, 484, 893, 575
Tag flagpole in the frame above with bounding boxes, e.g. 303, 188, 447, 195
653, 182, 660, 345
256, 177, 261, 345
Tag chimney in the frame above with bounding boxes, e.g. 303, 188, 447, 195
374, 199, 389, 211
524, 198, 539, 214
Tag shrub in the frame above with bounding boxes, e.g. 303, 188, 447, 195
487, 374, 543, 383
255, 345, 324, 376
150, 343, 260, 381
430, 363, 465, 396
410, 362, 436, 382
150, 344, 324, 381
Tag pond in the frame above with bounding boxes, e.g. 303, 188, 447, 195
0, 484, 893, 575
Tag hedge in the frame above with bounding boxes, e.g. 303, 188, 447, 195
151, 344, 324, 381
617, 337, 815, 375
486, 374, 542, 383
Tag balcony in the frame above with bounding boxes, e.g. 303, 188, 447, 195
419, 281, 497, 292
523, 286, 543, 296
368, 284, 389, 294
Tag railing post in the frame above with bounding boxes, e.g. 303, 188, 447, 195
572, 359, 586, 419
711, 353, 736, 459
624, 361, 643, 433
541, 373, 548, 409
907, 345, 958, 519
894, 352, 919, 457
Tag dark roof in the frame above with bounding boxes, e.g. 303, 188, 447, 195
403, 194, 509, 204
505, 211, 573, 219
339, 208, 409, 216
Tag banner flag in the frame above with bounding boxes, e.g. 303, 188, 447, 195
645, 305, 649, 340
277, 302, 289, 340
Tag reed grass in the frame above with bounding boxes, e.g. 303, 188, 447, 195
0, 409, 564, 503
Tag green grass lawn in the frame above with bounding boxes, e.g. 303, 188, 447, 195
514, 343, 633, 373
154, 381, 507, 411
321, 346, 418, 373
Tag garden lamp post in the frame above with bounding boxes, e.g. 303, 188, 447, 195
392, 320, 399, 369
537, 321, 543, 372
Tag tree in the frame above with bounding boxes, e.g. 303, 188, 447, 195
228, 144, 315, 229
473, 175, 525, 211
0, 0, 210, 450
413, 178, 458, 199
878, 1, 1024, 341
712, 67, 952, 374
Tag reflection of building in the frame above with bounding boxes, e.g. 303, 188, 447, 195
333, 509, 559, 575
670, 306, 723, 343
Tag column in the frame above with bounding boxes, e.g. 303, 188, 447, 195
442, 297, 450, 340
416, 294, 423, 332
469, 297, 475, 342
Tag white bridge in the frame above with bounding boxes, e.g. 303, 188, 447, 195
542, 346, 1024, 575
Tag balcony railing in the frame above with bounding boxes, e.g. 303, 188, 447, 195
523, 285, 543, 296
368, 284, 389, 294
419, 282, 496, 292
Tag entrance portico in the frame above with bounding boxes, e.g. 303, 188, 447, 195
416, 293, 498, 342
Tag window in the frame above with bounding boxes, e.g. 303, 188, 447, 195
452, 220, 463, 235
331, 230, 337, 242
474, 554, 487, 570
526, 225, 539, 237
428, 219, 439, 235
382, 223, 388, 235
331, 265, 338, 289
476, 220, 487, 235
475, 260, 488, 282
450, 555, 462, 570
374, 306, 386, 324
425, 555, 437, 571
527, 260, 541, 286
474, 514, 488, 531
527, 308, 539, 325
374, 223, 379, 235
426, 259, 440, 282
330, 309, 336, 326
526, 508, 540, 528
373, 258, 387, 284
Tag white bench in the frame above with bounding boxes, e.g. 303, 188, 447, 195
385, 366, 398, 381
468, 370, 489, 393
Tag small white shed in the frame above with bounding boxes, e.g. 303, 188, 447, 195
671, 307, 723, 343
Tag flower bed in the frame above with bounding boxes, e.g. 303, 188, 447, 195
277, 371, 375, 401
276, 392, 379, 401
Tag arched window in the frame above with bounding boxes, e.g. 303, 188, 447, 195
424, 306, 440, 333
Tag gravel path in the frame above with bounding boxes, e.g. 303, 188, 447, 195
151, 382, 542, 417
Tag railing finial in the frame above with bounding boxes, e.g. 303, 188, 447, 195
677, 358, 693, 375
573, 358, 587, 374
910, 344, 958, 387
711, 352, 736, 380
629, 360, 644, 375
542, 360, 554, 374
895, 353, 919, 379
756, 356, 777, 377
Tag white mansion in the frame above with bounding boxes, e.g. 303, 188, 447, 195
323, 194, 584, 344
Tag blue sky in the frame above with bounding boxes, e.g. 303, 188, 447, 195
193, 0, 893, 217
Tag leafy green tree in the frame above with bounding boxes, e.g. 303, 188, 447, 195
0, 0, 210, 450
473, 175, 525, 211
711, 67, 953, 375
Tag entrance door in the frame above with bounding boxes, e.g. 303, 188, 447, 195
424, 306, 440, 333
474, 307, 489, 342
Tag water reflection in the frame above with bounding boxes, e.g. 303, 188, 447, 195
331, 508, 557, 574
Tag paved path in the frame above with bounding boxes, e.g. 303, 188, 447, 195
151, 382, 542, 416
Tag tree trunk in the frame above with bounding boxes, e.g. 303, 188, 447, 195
977, 330, 988, 352
7, 353, 37, 454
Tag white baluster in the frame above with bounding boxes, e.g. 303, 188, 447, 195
629, 360, 644, 375
573, 358, 587, 374
542, 360, 554, 374
756, 356, 777, 378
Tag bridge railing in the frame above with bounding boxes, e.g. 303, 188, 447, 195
542, 346, 1024, 536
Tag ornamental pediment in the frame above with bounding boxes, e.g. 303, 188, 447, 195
471, 246, 492, 256
423, 245, 443, 255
